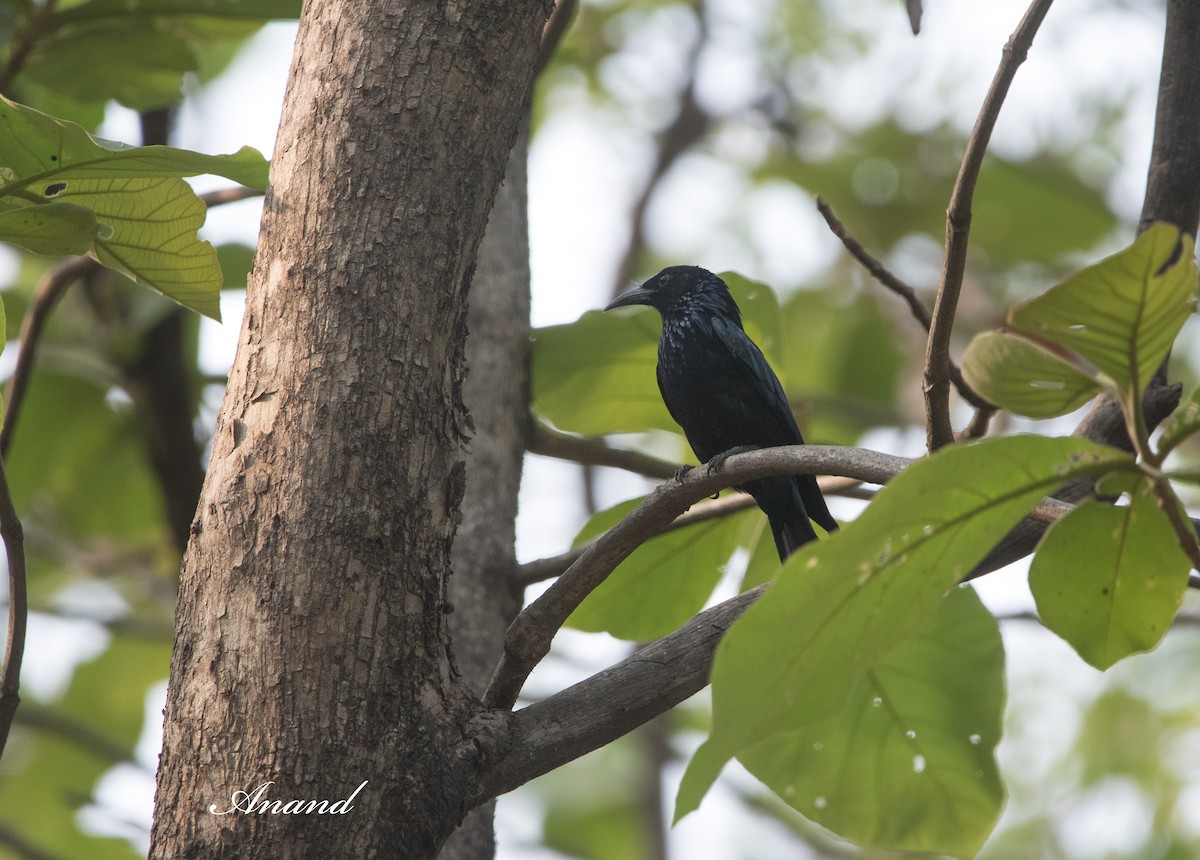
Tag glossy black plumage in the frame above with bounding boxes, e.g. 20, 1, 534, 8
606, 265, 837, 559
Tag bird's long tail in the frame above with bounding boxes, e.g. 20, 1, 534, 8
754, 475, 838, 561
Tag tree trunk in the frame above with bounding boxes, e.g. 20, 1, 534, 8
439, 122, 532, 860
149, 3, 548, 858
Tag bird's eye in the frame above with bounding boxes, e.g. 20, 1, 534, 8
658, 274, 669, 286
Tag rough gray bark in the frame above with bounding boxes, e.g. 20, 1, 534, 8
439, 124, 532, 860
148, 3, 548, 859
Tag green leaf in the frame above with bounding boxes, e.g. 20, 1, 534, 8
59, 0, 303, 21
532, 306, 674, 436
739, 586, 1006, 858
0, 97, 269, 316
676, 435, 1130, 820
1030, 479, 1190, 670
961, 329, 1100, 418
1009, 223, 1198, 397
61, 176, 224, 318
567, 498, 752, 641
23, 20, 199, 111
0, 199, 99, 255
532, 273, 784, 437
0, 97, 269, 188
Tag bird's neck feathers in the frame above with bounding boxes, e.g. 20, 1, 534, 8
663, 281, 743, 328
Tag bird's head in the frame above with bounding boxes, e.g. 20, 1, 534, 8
605, 265, 742, 323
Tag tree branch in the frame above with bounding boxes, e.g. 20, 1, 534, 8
0, 256, 96, 458
475, 585, 764, 801
1139, 0, 1200, 237
815, 195, 996, 431
922, 0, 1055, 451
528, 423, 680, 480
0, 441, 28, 758
483, 445, 910, 710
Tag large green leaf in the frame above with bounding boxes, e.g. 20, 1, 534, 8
532, 273, 783, 437
567, 498, 754, 641
739, 586, 1005, 858
1030, 479, 1191, 670
1009, 223, 1198, 397
0, 97, 269, 317
0, 97, 268, 187
58, 0, 302, 21
0, 199, 98, 255
676, 435, 1130, 822
23, 20, 199, 111
961, 329, 1100, 419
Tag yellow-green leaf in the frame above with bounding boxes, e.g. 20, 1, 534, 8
1030, 479, 1190, 670
962, 329, 1101, 418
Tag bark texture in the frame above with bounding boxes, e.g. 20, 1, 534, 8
149, 3, 548, 859
439, 124, 532, 860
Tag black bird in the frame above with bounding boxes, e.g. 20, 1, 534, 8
606, 265, 837, 560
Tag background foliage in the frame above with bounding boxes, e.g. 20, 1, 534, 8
1, 0, 1199, 858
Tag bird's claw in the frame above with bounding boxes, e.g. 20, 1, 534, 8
674, 465, 694, 483
705, 445, 757, 475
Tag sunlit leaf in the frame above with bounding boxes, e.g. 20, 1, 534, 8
677, 435, 1130, 821
739, 586, 1005, 858
1009, 223, 1198, 397
961, 329, 1100, 418
0, 97, 269, 316
1030, 479, 1190, 670
0, 199, 98, 256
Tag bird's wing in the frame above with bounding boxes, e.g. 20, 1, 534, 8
711, 319, 804, 445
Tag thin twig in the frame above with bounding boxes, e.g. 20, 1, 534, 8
0, 256, 96, 458
815, 196, 995, 421
923, 0, 1055, 451
484, 444, 910, 710
816, 196, 932, 329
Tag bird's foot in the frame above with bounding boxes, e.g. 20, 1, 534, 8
674, 464, 694, 483
705, 445, 757, 475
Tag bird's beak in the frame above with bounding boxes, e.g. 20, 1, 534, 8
605, 285, 653, 311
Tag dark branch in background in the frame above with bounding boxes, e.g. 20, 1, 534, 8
0, 0, 56, 96
0, 256, 96, 457
515, 476, 869, 587
535, 0, 578, 74
16, 702, 151, 771
609, 0, 710, 297
110, 108, 208, 554
484, 445, 910, 710
0, 443, 27, 759
1139, 0, 1200, 237
922, 0, 1054, 451
529, 423, 679, 480
815, 196, 997, 437
199, 186, 263, 207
